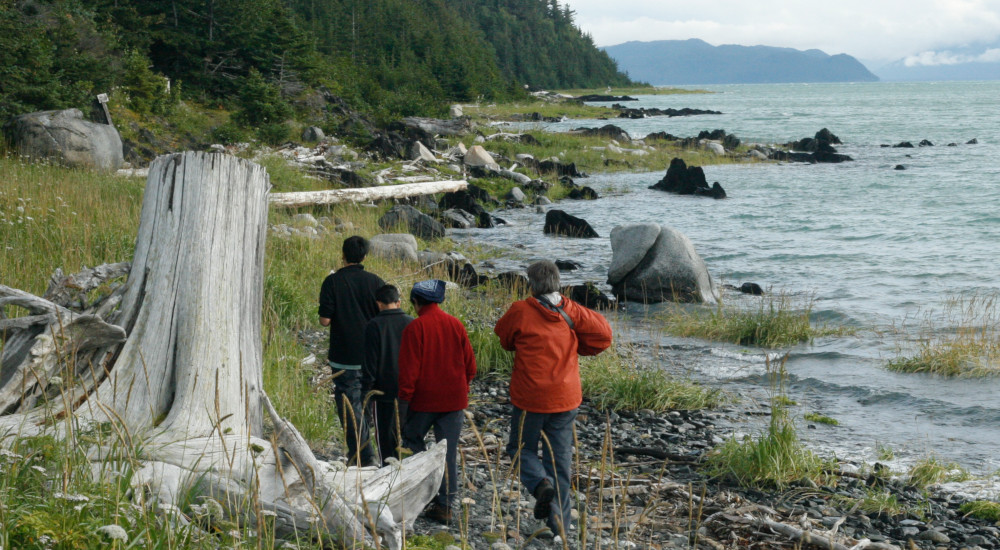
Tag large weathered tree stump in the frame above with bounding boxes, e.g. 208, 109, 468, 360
0, 152, 445, 548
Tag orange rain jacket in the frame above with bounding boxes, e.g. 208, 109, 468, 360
494, 296, 613, 413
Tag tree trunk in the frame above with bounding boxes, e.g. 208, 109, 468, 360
269, 179, 468, 208
0, 152, 445, 548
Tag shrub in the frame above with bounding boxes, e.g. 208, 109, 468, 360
234, 68, 291, 127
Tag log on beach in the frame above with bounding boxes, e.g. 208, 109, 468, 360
269, 179, 469, 208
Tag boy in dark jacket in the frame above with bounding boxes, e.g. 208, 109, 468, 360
362, 284, 414, 465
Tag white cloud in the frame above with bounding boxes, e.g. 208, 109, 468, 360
562, 0, 1000, 62
903, 47, 1000, 66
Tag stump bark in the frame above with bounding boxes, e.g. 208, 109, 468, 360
0, 152, 445, 548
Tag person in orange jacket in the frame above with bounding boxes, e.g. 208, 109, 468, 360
494, 260, 613, 539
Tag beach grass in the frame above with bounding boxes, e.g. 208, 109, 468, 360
959, 500, 1000, 522
803, 412, 839, 426
660, 293, 844, 348
907, 456, 972, 488
887, 293, 1000, 377
705, 357, 831, 488
580, 351, 723, 412
834, 488, 926, 519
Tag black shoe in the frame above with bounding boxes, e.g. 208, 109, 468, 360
422, 502, 452, 524
533, 479, 555, 520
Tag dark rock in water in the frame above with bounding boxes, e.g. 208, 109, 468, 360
880, 144, 891, 148
493, 271, 529, 293
894, 164, 906, 170
893, 141, 915, 148
449, 262, 488, 288
812, 150, 853, 163
769, 150, 818, 163
698, 129, 740, 149
538, 159, 583, 178
967, 138, 978, 144
650, 158, 727, 198
572, 124, 632, 142
555, 259, 582, 271
378, 205, 445, 240
577, 94, 638, 102
439, 190, 500, 228
645, 131, 682, 141
568, 186, 600, 200
918, 139, 934, 147
440, 208, 478, 229
563, 282, 615, 310
739, 282, 764, 295
815, 128, 842, 144
947, 143, 958, 146
544, 210, 599, 238
615, 105, 722, 119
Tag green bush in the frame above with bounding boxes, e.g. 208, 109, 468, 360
234, 68, 291, 127
257, 123, 290, 146
210, 121, 251, 145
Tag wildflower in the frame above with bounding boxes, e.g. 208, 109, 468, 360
227, 529, 242, 539
31, 465, 47, 474
16, 205, 23, 213
54, 492, 90, 502
0, 449, 23, 460
96, 524, 129, 542
260, 510, 277, 518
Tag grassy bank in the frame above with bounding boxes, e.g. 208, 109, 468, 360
887, 293, 1000, 377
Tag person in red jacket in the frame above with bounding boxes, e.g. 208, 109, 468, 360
494, 261, 612, 540
398, 279, 477, 524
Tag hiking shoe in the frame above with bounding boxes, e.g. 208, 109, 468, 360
533, 479, 555, 520
422, 502, 452, 524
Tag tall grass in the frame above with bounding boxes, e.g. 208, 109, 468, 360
705, 357, 830, 488
661, 293, 840, 348
580, 352, 723, 412
887, 293, 1000, 376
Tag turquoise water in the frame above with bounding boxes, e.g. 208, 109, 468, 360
459, 82, 1000, 472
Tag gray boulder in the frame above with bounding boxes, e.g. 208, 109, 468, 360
505, 187, 527, 203
409, 141, 437, 162
463, 145, 499, 171
441, 208, 477, 229
378, 205, 445, 240
608, 224, 718, 303
369, 233, 419, 263
4, 109, 123, 170
302, 126, 325, 142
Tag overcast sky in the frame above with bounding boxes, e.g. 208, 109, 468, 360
561, 0, 1000, 65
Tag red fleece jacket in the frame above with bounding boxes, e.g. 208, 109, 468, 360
494, 295, 613, 413
398, 303, 477, 412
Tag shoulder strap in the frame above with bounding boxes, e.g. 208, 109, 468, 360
535, 296, 575, 330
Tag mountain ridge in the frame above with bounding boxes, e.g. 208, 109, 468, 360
604, 39, 878, 85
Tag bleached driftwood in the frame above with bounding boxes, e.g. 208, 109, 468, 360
0, 152, 445, 548
269, 179, 468, 208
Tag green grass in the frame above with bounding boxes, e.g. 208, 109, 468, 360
580, 352, 723, 412
876, 443, 895, 461
907, 456, 972, 488
887, 293, 1000, 377
661, 293, 844, 348
554, 86, 712, 97
705, 357, 830, 488
803, 412, 839, 426
834, 488, 926, 519
959, 500, 1000, 522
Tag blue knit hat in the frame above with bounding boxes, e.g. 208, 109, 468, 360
410, 279, 446, 303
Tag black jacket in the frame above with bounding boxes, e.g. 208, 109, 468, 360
318, 264, 385, 365
362, 308, 414, 401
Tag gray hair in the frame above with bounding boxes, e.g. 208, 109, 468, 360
526, 260, 560, 295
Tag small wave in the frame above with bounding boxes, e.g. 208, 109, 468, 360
709, 348, 781, 363
809, 309, 860, 326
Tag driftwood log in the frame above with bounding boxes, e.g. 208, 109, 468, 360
0, 152, 445, 548
270, 179, 468, 208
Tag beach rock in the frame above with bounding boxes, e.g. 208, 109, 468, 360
739, 282, 765, 295
534, 196, 552, 206
417, 250, 467, 270
555, 259, 581, 271
538, 159, 583, 177
494, 271, 530, 293
450, 262, 488, 288
450, 104, 464, 118
917, 530, 949, 543
544, 210, 599, 238
464, 145, 500, 171
703, 141, 725, 155
608, 224, 718, 303
369, 233, 419, 263
919, 139, 934, 147
439, 190, 497, 228
573, 124, 632, 142
564, 282, 615, 310
812, 150, 853, 163
967, 138, 978, 144
748, 149, 768, 161
505, 187, 526, 203
301, 126, 325, 142
568, 186, 599, 200
4, 108, 124, 170
769, 151, 817, 163
893, 141, 915, 148
409, 141, 437, 162
292, 213, 319, 227
895, 164, 906, 170
441, 208, 477, 229
378, 205, 445, 240
499, 170, 531, 186
650, 158, 727, 198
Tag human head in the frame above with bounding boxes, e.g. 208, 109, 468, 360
526, 260, 560, 296
375, 284, 401, 310
342, 235, 369, 264
410, 279, 445, 307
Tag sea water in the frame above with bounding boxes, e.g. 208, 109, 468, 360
454, 81, 1000, 477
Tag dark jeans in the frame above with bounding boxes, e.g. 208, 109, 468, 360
506, 406, 578, 535
332, 368, 374, 465
371, 399, 402, 465
402, 409, 464, 508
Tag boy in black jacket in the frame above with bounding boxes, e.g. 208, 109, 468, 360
362, 284, 414, 465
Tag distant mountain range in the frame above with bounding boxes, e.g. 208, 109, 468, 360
603, 39, 879, 85
873, 41, 1000, 81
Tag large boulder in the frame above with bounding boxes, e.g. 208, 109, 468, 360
378, 205, 445, 240
440, 208, 477, 229
4, 109, 124, 170
369, 233, 419, 263
463, 145, 499, 171
409, 141, 437, 162
608, 224, 718, 303
439, 190, 497, 228
544, 210, 599, 238
649, 158, 726, 199
301, 126, 325, 142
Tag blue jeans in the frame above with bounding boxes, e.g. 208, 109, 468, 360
332, 367, 374, 465
506, 406, 578, 534
402, 409, 464, 508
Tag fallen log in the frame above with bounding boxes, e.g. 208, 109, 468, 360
269, 179, 468, 208
0, 152, 446, 548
